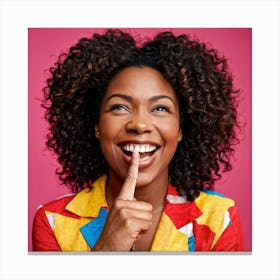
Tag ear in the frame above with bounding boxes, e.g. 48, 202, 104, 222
94, 124, 100, 139
178, 128, 183, 142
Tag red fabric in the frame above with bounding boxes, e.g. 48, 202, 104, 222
32, 185, 244, 251
43, 194, 80, 219
193, 222, 216, 251
164, 202, 202, 229
32, 195, 79, 251
211, 206, 244, 251
32, 206, 62, 251
167, 183, 179, 196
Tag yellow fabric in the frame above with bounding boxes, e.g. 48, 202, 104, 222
53, 213, 92, 251
45, 175, 235, 251
48, 174, 190, 251
150, 212, 189, 251
66, 174, 108, 217
46, 175, 108, 251
195, 191, 234, 249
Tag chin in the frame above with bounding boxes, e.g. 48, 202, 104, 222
135, 171, 167, 188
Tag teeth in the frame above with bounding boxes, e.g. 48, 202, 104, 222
139, 156, 151, 162
140, 146, 145, 153
121, 144, 157, 153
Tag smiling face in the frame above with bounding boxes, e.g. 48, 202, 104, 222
95, 66, 182, 188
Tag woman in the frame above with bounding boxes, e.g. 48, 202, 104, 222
32, 29, 244, 251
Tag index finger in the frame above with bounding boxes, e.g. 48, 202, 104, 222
117, 149, 139, 200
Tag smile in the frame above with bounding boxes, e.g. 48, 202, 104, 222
118, 143, 159, 162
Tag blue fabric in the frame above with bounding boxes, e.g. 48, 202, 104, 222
188, 235, 195, 252
80, 207, 108, 249
202, 189, 226, 198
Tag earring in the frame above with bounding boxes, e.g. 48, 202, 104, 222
95, 129, 100, 136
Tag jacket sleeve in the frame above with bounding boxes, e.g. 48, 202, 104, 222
211, 205, 244, 251
32, 206, 62, 251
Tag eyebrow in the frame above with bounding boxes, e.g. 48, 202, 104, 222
105, 93, 132, 103
149, 95, 175, 105
105, 93, 176, 105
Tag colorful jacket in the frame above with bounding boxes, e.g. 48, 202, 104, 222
32, 175, 244, 251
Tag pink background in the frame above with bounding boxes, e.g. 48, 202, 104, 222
28, 28, 252, 252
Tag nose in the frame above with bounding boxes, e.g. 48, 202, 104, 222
125, 110, 152, 134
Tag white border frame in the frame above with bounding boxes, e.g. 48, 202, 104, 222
1, 0, 279, 279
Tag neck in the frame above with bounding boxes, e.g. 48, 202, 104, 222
105, 169, 169, 211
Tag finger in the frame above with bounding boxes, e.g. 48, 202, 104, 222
114, 199, 153, 212
118, 149, 139, 200
125, 218, 153, 238
117, 207, 153, 222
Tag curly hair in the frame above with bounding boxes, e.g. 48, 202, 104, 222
43, 29, 240, 201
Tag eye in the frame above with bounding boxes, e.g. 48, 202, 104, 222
110, 104, 128, 111
152, 105, 171, 113
109, 104, 130, 113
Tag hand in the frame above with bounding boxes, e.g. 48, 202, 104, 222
92, 150, 153, 251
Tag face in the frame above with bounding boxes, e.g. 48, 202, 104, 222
95, 66, 182, 187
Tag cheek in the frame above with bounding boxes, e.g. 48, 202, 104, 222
159, 120, 181, 153
157, 134, 180, 159
97, 118, 118, 153
99, 115, 121, 137
166, 135, 180, 156
157, 118, 181, 140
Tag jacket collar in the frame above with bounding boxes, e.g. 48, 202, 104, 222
65, 174, 202, 224
65, 175, 108, 218
165, 183, 202, 228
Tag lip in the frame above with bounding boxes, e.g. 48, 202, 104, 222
117, 140, 161, 169
117, 140, 160, 147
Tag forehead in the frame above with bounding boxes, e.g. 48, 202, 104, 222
105, 66, 176, 99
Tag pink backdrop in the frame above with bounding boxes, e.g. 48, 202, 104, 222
28, 28, 252, 251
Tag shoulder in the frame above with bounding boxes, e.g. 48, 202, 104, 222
195, 189, 238, 226
195, 189, 236, 210
191, 190, 244, 251
194, 190, 236, 224
35, 193, 78, 217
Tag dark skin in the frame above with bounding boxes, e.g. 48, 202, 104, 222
93, 66, 182, 251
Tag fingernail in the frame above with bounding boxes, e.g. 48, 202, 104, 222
133, 149, 139, 157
